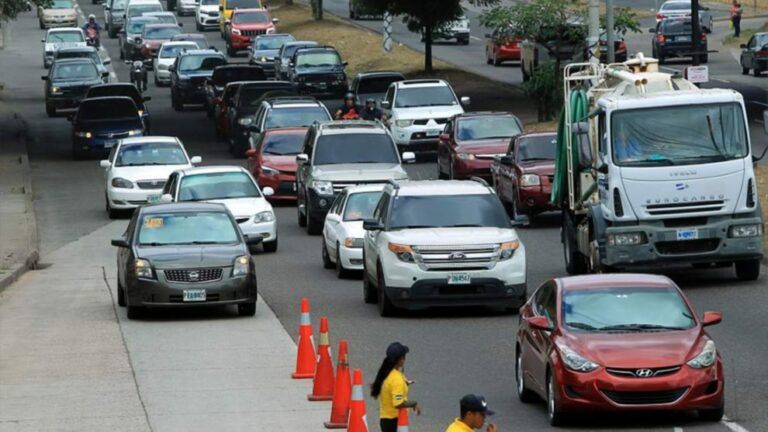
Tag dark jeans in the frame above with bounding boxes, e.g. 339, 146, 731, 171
380, 418, 398, 432
733, 16, 741, 37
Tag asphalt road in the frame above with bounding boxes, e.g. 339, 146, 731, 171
1, 3, 767, 432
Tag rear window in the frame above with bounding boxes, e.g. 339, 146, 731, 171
213, 67, 267, 85
661, 2, 690, 11
129, 4, 162, 17
179, 55, 227, 72
47, 31, 84, 43
50, 0, 74, 8
661, 20, 692, 33
126, 19, 156, 34
147, 14, 176, 24
283, 43, 318, 58
144, 27, 181, 39
79, 99, 138, 120
178, 172, 261, 201
57, 50, 100, 64
233, 11, 270, 24
260, 132, 306, 155
357, 76, 402, 95
86, 86, 142, 106
516, 135, 557, 162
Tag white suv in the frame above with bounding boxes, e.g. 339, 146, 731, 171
381, 79, 469, 154
362, 179, 527, 316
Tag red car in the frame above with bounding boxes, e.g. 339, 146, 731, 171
139, 24, 182, 64
516, 274, 724, 426
245, 127, 308, 201
225, 8, 278, 57
485, 33, 522, 66
491, 132, 558, 219
214, 81, 244, 140
437, 112, 523, 181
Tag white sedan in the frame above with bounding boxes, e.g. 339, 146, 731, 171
322, 184, 385, 278
100, 136, 201, 218
160, 166, 279, 252
154, 41, 198, 86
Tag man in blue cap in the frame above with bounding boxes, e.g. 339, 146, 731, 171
445, 394, 497, 432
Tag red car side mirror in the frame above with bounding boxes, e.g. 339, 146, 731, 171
701, 311, 721, 327
244, 149, 257, 158
439, 133, 450, 141
526, 316, 553, 331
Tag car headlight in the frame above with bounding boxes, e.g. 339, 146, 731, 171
729, 224, 762, 238
259, 56, 268, 63
127, 129, 142, 136
51, 86, 62, 94
457, 153, 475, 160
231, 28, 241, 35
687, 340, 717, 369
557, 343, 599, 373
232, 254, 250, 277
520, 174, 540, 187
388, 242, 415, 263
607, 232, 647, 246
253, 210, 275, 223
311, 180, 333, 195
74, 131, 92, 138
261, 165, 279, 176
344, 237, 364, 248
499, 240, 519, 260
266, 27, 275, 34
395, 119, 413, 128
135, 258, 153, 279
238, 116, 254, 126
111, 177, 134, 189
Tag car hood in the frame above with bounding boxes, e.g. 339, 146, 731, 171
77, 118, 142, 132
138, 244, 244, 269
517, 160, 555, 175
262, 154, 297, 173
393, 104, 463, 119
385, 227, 519, 246
51, 77, 103, 87
233, 23, 274, 30
312, 163, 408, 182
111, 164, 191, 182
45, 41, 86, 51
199, 5, 218, 12
457, 139, 509, 155
560, 329, 702, 368
201, 197, 272, 219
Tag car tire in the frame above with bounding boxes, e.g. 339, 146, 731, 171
377, 263, 397, 317
45, 103, 56, 117
658, 54, 665, 65
126, 305, 143, 319
547, 372, 565, 426
448, 159, 455, 180
117, 279, 126, 307
461, 37, 470, 46
742, 65, 750, 75
563, 212, 587, 275
322, 240, 334, 269
263, 238, 278, 253
753, 67, 762, 77
336, 243, 352, 279
363, 268, 377, 304
106, 196, 120, 219
305, 203, 322, 235
701, 54, 708, 64
238, 301, 257, 316
516, 350, 536, 403
493, 50, 502, 66
699, 401, 724, 422
735, 259, 760, 281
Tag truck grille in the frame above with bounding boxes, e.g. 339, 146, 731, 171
656, 239, 719, 255
601, 387, 688, 405
606, 366, 681, 378
413, 244, 499, 271
94, 131, 130, 139
240, 29, 267, 37
136, 179, 166, 190
164, 268, 223, 283
645, 200, 725, 216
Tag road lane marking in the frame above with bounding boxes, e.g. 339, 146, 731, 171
714, 78, 732, 83
722, 416, 752, 432
673, 427, 683, 432
470, 35, 481, 41
110, 71, 117, 79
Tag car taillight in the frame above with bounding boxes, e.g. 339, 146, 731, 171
700, 33, 707, 41
657, 34, 665, 43
656, 13, 665, 20
757, 49, 768, 58
618, 41, 626, 51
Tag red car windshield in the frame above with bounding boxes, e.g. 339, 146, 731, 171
233, 11, 270, 24
261, 133, 306, 156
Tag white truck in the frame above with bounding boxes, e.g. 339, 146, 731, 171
553, 54, 764, 280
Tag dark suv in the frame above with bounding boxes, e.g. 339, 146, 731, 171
289, 46, 348, 99
227, 81, 297, 155
170, 49, 228, 111
650, 18, 708, 64
85, 83, 152, 133
42, 58, 104, 117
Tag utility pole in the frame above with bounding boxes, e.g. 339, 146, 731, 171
691, 0, 701, 66
606, 0, 615, 63
588, 0, 600, 63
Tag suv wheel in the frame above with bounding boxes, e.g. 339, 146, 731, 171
322, 240, 334, 269
306, 205, 322, 235
377, 263, 397, 317
735, 259, 760, 281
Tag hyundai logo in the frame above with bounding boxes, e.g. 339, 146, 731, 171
448, 252, 466, 260
635, 368, 654, 378
188, 271, 200, 281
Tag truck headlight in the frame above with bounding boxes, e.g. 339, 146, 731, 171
607, 232, 646, 246
253, 211, 275, 223
687, 340, 717, 369
729, 224, 762, 238
557, 343, 599, 373
75, 131, 92, 138
388, 242, 415, 262
344, 237, 364, 248
395, 119, 413, 128
238, 116, 253, 126
499, 240, 519, 260
457, 153, 475, 160
111, 177, 134, 189
135, 258, 153, 279
232, 255, 250, 277
311, 180, 333, 195
520, 174, 540, 187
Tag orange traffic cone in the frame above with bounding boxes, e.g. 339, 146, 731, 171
308, 316, 335, 401
324, 340, 351, 429
291, 297, 316, 379
397, 408, 409, 432
347, 368, 368, 432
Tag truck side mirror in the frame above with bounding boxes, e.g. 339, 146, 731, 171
380, 100, 390, 109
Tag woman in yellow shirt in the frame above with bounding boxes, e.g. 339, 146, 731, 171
371, 342, 421, 432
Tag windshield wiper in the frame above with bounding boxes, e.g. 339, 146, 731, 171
139, 242, 172, 246
705, 114, 725, 156
599, 323, 686, 331
566, 322, 598, 331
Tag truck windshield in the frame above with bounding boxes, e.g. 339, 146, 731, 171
389, 195, 510, 230
611, 102, 748, 166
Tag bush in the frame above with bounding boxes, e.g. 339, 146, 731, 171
524, 62, 561, 121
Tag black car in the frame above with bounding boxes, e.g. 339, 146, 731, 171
740, 32, 768, 77
170, 49, 228, 111
70, 96, 144, 159
650, 18, 708, 64
111, 202, 262, 319
85, 83, 152, 133
350, 71, 404, 106
118, 16, 159, 61
42, 58, 105, 117
274, 40, 319, 81
227, 81, 297, 154
288, 46, 348, 99
204, 64, 266, 117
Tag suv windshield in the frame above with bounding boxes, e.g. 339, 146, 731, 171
458, 116, 521, 140
516, 135, 556, 161
262, 133, 305, 155
395, 86, 457, 108
179, 172, 260, 201
563, 287, 695, 332
47, 32, 84, 43
138, 212, 239, 245
233, 11, 270, 24
389, 194, 510, 229
57, 50, 101, 65
52, 62, 98, 79
144, 27, 181, 39
255, 36, 293, 50
115, 142, 188, 167
79, 99, 137, 120
264, 106, 329, 128
612, 102, 748, 166
314, 133, 398, 165
344, 192, 382, 221
295, 52, 341, 68
160, 43, 195, 58
179, 55, 226, 72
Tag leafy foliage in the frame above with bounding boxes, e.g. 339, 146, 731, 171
1, 0, 38, 21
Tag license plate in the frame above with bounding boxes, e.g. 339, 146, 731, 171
426, 129, 441, 137
183, 289, 206, 302
677, 228, 698, 241
147, 194, 161, 203
448, 273, 471, 285
676, 36, 691, 42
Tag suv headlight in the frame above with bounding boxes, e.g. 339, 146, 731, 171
135, 258, 153, 279
457, 153, 475, 160
344, 237, 364, 248
253, 211, 275, 223
232, 255, 250, 277
111, 177, 134, 189
261, 166, 279, 176
687, 340, 717, 369
238, 116, 254, 126
311, 180, 333, 195
729, 224, 762, 238
388, 243, 415, 263
520, 174, 540, 187
557, 343, 599, 372
395, 119, 413, 128
75, 131, 92, 138
499, 240, 519, 260
231, 28, 241, 35
51, 86, 62, 94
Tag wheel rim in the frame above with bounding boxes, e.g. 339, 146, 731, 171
516, 354, 524, 395
547, 376, 555, 421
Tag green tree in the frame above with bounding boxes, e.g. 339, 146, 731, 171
1, 0, 37, 21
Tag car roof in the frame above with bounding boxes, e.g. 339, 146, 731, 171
57, 46, 98, 53
175, 165, 250, 176
256, 33, 293, 39
456, 111, 517, 119
394, 79, 448, 88
387, 180, 492, 196
160, 41, 198, 48
81, 96, 135, 104
128, 16, 160, 23
294, 46, 339, 56
240, 80, 292, 89
556, 274, 676, 292
119, 136, 180, 145
89, 83, 140, 91
128, 0, 162, 5
144, 23, 180, 29
318, 120, 386, 135
516, 131, 556, 139
232, 7, 268, 12
172, 33, 205, 39
141, 202, 228, 214
180, 49, 224, 56
356, 71, 405, 79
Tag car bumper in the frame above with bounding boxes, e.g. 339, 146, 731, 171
553, 358, 724, 413
339, 245, 364, 270
295, 82, 347, 99
107, 186, 163, 209
127, 272, 257, 307
177, 3, 197, 13
42, 18, 78, 28
453, 158, 497, 179
198, 15, 220, 26
258, 173, 297, 200
517, 185, 556, 214
236, 218, 278, 244
391, 125, 444, 151
48, 95, 84, 109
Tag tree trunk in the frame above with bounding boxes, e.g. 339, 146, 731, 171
424, 23, 433, 73
317, 0, 323, 20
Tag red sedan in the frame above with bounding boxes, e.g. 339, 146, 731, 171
214, 81, 244, 140
437, 112, 523, 181
485, 32, 521, 66
246, 127, 308, 201
516, 274, 724, 426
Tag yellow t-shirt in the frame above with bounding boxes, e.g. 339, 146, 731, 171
379, 368, 408, 419
446, 418, 474, 432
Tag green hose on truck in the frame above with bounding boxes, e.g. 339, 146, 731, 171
551, 88, 588, 208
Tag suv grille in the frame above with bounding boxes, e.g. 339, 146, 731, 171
413, 118, 448, 125
606, 366, 681, 378
136, 179, 166, 189
94, 131, 130, 139
241, 29, 267, 37
413, 244, 499, 271
645, 200, 725, 216
164, 268, 223, 283
331, 181, 383, 194
601, 387, 688, 405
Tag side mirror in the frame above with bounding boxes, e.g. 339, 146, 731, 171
648, 28, 656, 33
104, 5, 110, 9
245, 148, 257, 157
190, 156, 202, 164
244, 234, 263, 245
102, 71, 110, 78
460, 96, 471, 106
439, 133, 450, 141
159, 193, 173, 203
100, 160, 111, 168
168, 65, 175, 72
739, 43, 747, 48
124, 59, 132, 65
342, 61, 349, 67
111, 238, 130, 248
362, 218, 384, 231
118, 29, 125, 34
510, 214, 530, 227
288, 61, 294, 67
224, 19, 231, 25
143, 96, 152, 101
103, 57, 112, 65
41, 38, 46, 43
380, 100, 391, 110
296, 153, 309, 163
701, 311, 722, 327
499, 155, 514, 165
526, 316, 552, 331
262, 186, 274, 197
178, 22, 183, 27
402, 152, 416, 163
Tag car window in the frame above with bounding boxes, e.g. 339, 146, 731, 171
357, 76, 403, 95
389, 194, 510, 230
265, 106, 330, 129
86, 86, 143, 107
516, 135, 556, 162
233, 11, 270, 24
295, 52, 342, 68
223, 84, 242, 103
372, 193, 390, 222
50, 0, 74, 8
225, 0, 261, 8
661, 2, 689, 11
159, 43, 196, 58
255, 35, 294, 50
343, 191, 382, 221
79, 99, 138, 119
137, 212, 239, 245
144, 27, 181, 39
108, 145, 119, 162
395, 86, 457, 108
384, 86, 394, 107
313, 133, 398, 165
178, 171, 261, 201
261, 132, 306, 155
52, 63, 99, 79
115, 142, 189, 167
457, 116, 522, 141
535, 284, 556, 325
179, 55, 226, 72
47, 31, 84, 43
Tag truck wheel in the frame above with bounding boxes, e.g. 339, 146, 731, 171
734, 259, 760, 281
563, 213, 587, 275
298, 200, 307, 227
